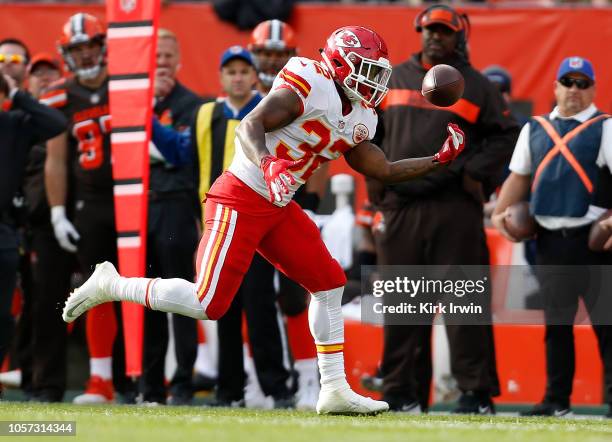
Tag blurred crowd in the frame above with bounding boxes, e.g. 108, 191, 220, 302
0, 1, 610, 419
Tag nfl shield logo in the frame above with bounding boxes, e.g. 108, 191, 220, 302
120, 0, 137, 13
569, 57, 584, 69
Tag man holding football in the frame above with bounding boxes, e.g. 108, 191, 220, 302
62, 26, 464, 415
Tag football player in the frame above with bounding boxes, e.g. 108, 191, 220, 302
43, 13, 133, 404
249, 19, 298, 96
250, 19, 322, 410
62, 26, 465, 415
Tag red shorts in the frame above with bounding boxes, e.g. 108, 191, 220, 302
195, 172, 346, 320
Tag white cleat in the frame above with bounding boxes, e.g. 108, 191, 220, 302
295, 360, 320, 411
316, 386, 389, 416
72, 392, 113, 405
62, 261, 119, 323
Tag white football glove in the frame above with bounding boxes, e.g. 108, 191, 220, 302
51, 205, 80, 253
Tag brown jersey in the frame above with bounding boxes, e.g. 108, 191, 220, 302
41, 76, 112, 200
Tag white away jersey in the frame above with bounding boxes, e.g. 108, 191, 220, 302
228, 56, 378, 206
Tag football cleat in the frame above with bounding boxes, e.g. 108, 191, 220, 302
73, 376, 114, 404
295, 359, 320, 411
316, 385, 389, 415
520, 400, 572, 417
63, 261, 119, 323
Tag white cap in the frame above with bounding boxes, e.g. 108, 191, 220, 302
331, 174, 354, 195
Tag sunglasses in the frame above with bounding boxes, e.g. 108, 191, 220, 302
559, 76, 592, 90
0, 53, 26, 64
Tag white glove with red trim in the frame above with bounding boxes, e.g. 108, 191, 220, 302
260, 155, 303, 203
433, 123, 466, 164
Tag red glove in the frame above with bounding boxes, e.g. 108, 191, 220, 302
433, 123, 466, 164
260, 155, 299, 203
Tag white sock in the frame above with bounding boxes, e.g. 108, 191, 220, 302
195, 343, 217, 378
90, 357, 112, 380
110, 277, 207, 320
195, 320, 218, 377
308, 286, 349, 391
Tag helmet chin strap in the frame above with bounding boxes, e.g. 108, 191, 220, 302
76, 65, 102, 81
63, 48, 105, 82
341, 83, 362, 103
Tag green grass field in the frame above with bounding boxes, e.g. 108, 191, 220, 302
0, 403, 611, 442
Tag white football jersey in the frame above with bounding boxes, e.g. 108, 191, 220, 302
228, 56, 378, 207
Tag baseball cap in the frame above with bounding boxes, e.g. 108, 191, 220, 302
557, 56, 595, 83
483, 65, 512, 94
419, 6, 464, 32
220, 45, 254, 69
27, 52, 61, 75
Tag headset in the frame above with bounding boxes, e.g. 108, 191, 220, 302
414, 4, 471, 60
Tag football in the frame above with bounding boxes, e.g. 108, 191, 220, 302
504, 201, 537, 241
588, 209, 612, 251
421, 64, 465, 107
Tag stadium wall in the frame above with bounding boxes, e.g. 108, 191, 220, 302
2, 3, 609, 205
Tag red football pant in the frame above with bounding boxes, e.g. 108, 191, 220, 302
195, 172, 346, 320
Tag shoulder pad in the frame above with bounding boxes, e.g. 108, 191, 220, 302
39, 78, 69, 108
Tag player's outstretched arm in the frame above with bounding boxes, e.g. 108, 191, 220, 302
345, 141, 439, 183
235, 88, 303, 166
345, 123, 466, 183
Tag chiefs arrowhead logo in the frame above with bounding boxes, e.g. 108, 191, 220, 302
353, 123, 369, 144
335, 30, 362, 48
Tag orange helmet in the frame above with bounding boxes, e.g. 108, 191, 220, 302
58, 13, 106, 80
249, 20, 298, 88
249, 19, 297, 52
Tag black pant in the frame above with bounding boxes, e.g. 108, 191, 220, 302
0, 222, 19, 368
216, 253, 291, 402
374, 193, 500, 407
74, 198, 135, 396
141, 197, 199, 402
14, 223, 74, 400
536, 225, 612, 405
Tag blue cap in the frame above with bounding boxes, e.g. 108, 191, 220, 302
483, 65, 512, 94
220, 45, 254, 69
557, 56, 595, 83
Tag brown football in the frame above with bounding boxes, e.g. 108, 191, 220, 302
504, 201, 537, 241
588, 209, 612, 251
421, 64, 465, 107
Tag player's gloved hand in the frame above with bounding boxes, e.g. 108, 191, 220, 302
433, 123, 465, 164
51, 205, 80, 253
260, 154, 300, 203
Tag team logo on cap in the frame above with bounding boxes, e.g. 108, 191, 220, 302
335, 30, 362, 48
353, 123, 369, 144
569, 57, 584, 69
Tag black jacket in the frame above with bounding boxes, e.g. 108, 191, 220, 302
371, 53, 520, 209
0, 91, 67, 213
151, 82, 204, 195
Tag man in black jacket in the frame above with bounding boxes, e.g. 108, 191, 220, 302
368, 4, 520, 414
0, 74, 67, 390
